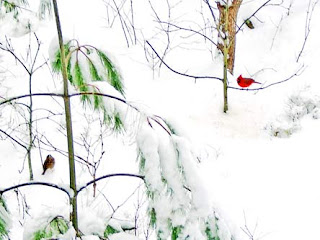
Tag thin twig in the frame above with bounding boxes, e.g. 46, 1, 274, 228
159, 21, 218, 47
0, 129, 28, 150
229, 65, 304, 91
237, 0, 273, 33
296, 0, 319, 62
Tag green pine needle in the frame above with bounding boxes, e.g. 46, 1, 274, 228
51, 43, 70, 74
103, 111, 124, 132
113, 112, 123, 132
3, 1, 17, 13
139, 153, 146, 174
32, 216, 69, 240
51, 51, 62, 73
67, 60, 73, 84
205, 223, 216, 240
73, 61, 84, 87
104, 225, 120, 237
88, 60, 102, 81
0, 198, 9, 239
0, 218, 8, 239
149, 208, 157, 228
0, 197, 7, 212
74, 61, 85, 88
52, 43, 126, 133
38, 0, 52, 19
32, 229, 46, 240
96, 50, 125, 96
80, 94, 90, 105
49, 217, 69, 234
74, 61, 90, 104
93, 94, 103, 110
171, 226, 183, 240
3, 0, 28, 15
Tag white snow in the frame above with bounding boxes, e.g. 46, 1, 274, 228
0, 0, 320, 239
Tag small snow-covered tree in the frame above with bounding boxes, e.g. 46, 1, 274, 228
137, 120, 233, 239
0, 33, 48, 181
217, 0, 242, 112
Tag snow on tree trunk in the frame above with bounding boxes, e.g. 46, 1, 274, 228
217, 0, 242, 75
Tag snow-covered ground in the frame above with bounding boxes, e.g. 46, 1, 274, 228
1, 0, 320, 239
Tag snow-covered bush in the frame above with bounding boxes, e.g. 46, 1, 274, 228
137, 119, 234, 240
29, 216, 70, 240
0, 197, 10, 240
266, 87, 320, 137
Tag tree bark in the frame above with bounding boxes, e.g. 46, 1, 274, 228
217, 0, 242, 113
217, 0, 242, 75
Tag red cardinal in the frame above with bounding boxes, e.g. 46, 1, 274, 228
237, 75, 261, 88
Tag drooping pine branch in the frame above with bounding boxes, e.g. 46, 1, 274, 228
96, 49, 125, 95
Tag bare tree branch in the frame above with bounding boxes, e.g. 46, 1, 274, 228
236, 0, 273, 33
203, 0, 218, 24
0, 93, 64, 106
296, 0, 319, 62
146, 40, 223, 82
237, 0, 283, 33
158, 21, 218, 47
0, 129, 28, 150
0, 181, 71, 197
147, 0, 172, 71
228, 65, 304, 91
77, 173, 144, 194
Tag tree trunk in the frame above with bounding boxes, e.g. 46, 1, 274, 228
52, 0, 79, 235
217, 0, 242, 113
223, 37, 228, 113
217, 0, 242, 75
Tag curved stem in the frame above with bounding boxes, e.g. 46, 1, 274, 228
77, 173, 144, 194
0, 181, 70, 197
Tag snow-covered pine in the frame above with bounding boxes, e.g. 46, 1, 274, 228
29, 216, 70, 240
0, 0, 53, 37
50, 39, 126, 131
137, 117, 234, 240
0, 197, 10, 240
38, 0, 52, 20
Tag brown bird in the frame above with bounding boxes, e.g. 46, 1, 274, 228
42, 155, 55, 175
